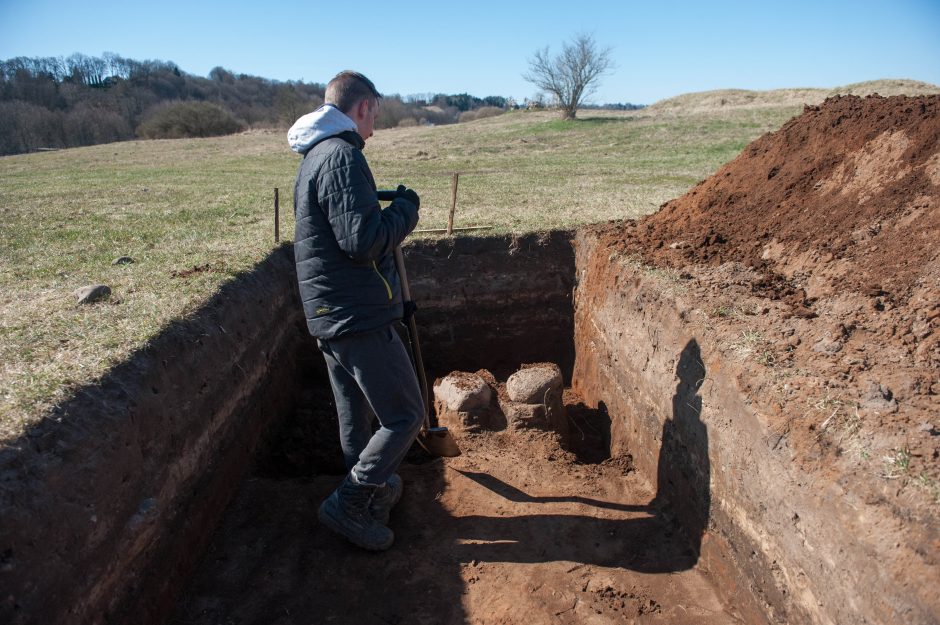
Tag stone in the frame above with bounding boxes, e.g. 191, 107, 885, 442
74, 285, 111, 305
502, 402, 548, 430
503, 363, 568, 443
506, 364, 563, 404
434, 372, 492, 412
433, 372, 496, 434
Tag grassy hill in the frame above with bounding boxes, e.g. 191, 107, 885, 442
1, 82, 929, 439
647, 78, 940, 113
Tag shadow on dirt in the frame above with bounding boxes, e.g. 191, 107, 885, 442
440, 338, 711, 574
454, 470, 648, 512
653, 339, 710, 556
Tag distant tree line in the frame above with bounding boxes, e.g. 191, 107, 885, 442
580, 102, 646, 111
0, 53, 510, 156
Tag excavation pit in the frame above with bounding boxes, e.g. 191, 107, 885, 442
4, 233, 747, 625
3, 227, 935, 625
4, 96, 938, 625
168, 233, 734, 624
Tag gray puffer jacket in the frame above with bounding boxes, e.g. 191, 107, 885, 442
289, 105, 419, 339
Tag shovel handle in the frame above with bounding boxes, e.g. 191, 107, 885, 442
393, 246, 431, 430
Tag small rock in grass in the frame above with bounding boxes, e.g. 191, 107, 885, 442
112, 256, 134, 266
74, 284, 111, 305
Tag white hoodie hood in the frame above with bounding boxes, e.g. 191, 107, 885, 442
287, 104, 358, 154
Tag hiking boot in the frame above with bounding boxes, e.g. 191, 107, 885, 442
318, 473, 394, 551
370, 473, 403, 525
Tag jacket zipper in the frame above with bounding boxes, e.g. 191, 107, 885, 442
373, 261, 393, 300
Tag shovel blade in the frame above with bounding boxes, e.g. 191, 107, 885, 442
417, 427, 461, 457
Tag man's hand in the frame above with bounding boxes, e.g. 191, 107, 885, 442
396, 184, 420, 210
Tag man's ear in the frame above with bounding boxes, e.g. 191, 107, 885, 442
356, 98, 371, 119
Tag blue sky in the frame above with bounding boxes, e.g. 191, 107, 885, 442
1, 0, 938, 104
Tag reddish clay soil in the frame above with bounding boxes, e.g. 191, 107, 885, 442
172, 390, 738, 625
593, 95, 939, 494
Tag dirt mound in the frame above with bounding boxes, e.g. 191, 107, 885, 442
592, 94, 939, 494
633, 95, 939, 298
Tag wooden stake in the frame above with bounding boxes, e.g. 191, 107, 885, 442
274, 187, 280, 243
448, 173, 458, 235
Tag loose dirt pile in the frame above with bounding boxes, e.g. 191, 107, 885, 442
593, 94, 939, 501
635, 95, 939, 299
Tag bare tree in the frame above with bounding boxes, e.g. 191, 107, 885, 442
523, 33, 614, 119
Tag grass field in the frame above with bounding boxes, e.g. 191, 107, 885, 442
0, 100, 812, 439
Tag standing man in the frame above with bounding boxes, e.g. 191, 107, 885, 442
288, 71, 423, 551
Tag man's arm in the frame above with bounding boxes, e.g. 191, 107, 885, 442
318, 149, 418, 262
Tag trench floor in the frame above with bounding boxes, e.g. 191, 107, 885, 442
171, 405, 740, 625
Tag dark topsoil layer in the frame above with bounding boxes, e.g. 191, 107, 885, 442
590, 94, 939, 506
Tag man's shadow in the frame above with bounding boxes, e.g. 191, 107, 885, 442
446, 339, 710, 573
652, 339, 710, 558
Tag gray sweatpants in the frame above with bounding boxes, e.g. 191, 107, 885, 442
317, 323, 424, 486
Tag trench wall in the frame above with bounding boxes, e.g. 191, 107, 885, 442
403, 232, 576, 382
571, 232, 778, 623
0, 246, 310, 625
570, 230, 937, 625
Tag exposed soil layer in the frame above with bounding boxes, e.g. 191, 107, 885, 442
172, 393, 738, 625
402, 232, 577, 382
580, 95, 939, 623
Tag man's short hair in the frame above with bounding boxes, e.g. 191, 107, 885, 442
325, 71, 382, 114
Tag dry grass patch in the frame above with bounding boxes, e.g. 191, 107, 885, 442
647, 79, 940, 114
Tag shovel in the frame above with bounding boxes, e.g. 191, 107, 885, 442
378, 190, 461, 458
393, 246, 461, 458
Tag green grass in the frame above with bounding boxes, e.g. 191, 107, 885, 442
366, 107, 798, 231
0, 104, 802, 440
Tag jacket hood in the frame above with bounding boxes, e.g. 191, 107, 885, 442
287, 104, 358, 154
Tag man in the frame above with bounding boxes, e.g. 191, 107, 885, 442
288, 71, 423, 551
